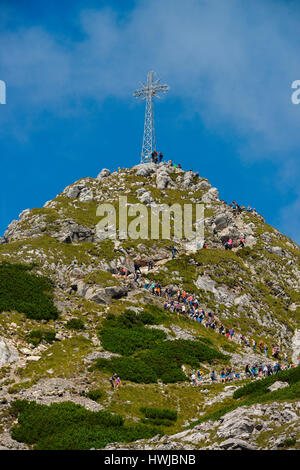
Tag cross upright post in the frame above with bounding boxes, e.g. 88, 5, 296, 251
133, 71, 169, 163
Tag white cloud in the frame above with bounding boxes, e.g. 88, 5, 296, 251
0, 0, 299, 238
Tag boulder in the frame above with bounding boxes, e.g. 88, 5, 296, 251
65, 185, 81, 199
219, 438, 256, 450
217, 408, 255, 439
182, 172, 194, 189
214, 214, 232, 231
270, 246, 285, 256
4, 220, 18, 241
0, 337, 19, 366
292, 329, 300, 364
267, 381, 289, 393
156, 168, 171, 189
79, 188, 93, 202
26, 356, 41, 361
134, 163, 156, 177
138, 191, 153, 205
197, 180, 211, 190
201, 187, 219, 203
195, 276, 217, 294
97, 168, 111, 179
19, 209, 31, 220
84, 285, 129, 305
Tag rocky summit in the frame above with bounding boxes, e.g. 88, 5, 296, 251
0, 161, 299, 451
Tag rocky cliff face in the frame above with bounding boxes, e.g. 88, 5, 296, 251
0, 162, 299, 450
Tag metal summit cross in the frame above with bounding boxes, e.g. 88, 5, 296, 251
133, 70, 169, 163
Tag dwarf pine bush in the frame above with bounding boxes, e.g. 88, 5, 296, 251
10, 400, 158, 450
27, 329, 56, 346
0, 262, 58, 320
65, 318, 85, 330
140, 407, 177, 421
94, 339, 227, 384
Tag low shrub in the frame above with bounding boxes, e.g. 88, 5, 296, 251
98, 309, 167, 356
94, 357, 157, 384
10, 400, 158, 450
279, 437, 296, 448
27, 329, 56, 346
94, 339, 227, 384
140, 407, 177, 421
83, 389, 103, 402
0, 262, 58, 320
139, 312, 157, 325
99, 326, 166, 356
65, 318, 85, 330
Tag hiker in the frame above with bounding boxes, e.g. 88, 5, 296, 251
197, 369, 203, 383
191, 371, 197, 385
159, 152, 163, 163
110, 374, 117, 389
228, 239, 233, 249
148, 259, 154, 271
203, 240, 208, 249
151, 150, 158, 163
134, 261, 141, 274
150, 282, 155, 294
115, 376, 121, 389
239, 238, 245, 248
211, 370, 217, 382
252, 339, 256, 351
220, 369, 226, 383
172, 247, 178, 259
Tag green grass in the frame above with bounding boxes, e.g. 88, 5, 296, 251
140, 407, 178, 427
17, 336, 92, 384
10, 400, 159, 450
0, 262, 58, 320
84, 270, 120, 287
0, 235, 117, 267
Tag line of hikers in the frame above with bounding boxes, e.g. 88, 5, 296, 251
191, 360, 296, 385
191, 367, 241, 385
222, 238, 245, 250
118, 261, 284, 361
219, 199, 259, 218
244, 361, 292, 378
141, 281, 283, 360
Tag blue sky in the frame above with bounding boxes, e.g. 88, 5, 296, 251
0, 0, 300, 242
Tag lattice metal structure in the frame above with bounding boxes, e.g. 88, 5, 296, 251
133, 70, 169, 163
